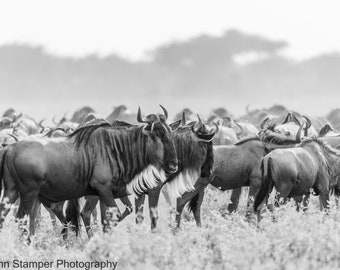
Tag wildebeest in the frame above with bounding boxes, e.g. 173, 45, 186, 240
0, 106, 178, 238
254, 126, 340, 214
75, 113, 217, 234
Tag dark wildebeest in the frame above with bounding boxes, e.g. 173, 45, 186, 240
224, 114, 312, 214
76, 114, 217, 235
0, 106, 178, 238
254, 127, 340, 215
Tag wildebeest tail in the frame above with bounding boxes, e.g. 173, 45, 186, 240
254, 157, 273, 211
187, 193, 200, 213
65, 199, 81, 236
0, 149, 8, 195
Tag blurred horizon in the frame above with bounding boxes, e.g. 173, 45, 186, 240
1, 29, 340, 120
1, 0, 340, 120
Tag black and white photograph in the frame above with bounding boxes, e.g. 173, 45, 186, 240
0, 1, 340, 269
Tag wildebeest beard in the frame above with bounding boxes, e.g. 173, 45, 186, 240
69, 120, 167, 192
165, 124, 214, 198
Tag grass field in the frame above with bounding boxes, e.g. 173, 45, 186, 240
1, 188, 340, 270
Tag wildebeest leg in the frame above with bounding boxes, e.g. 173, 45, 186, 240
92, 207, 98, 225
99, 199, 109, 232
227, 188, 242, 213
80, 196, 99, 238
41, 200, 68, 238
161, 185, 172, 207
294, 195, 303, 211
28, 198, 41, 236
192, 190, 205, 227
0, 181, 19, 229
46, 207, 57, 227
302, 194, 310, 211
335, 188, 340, 209
175, 190, 201, 228
15, 203, 30, 244
246, 179, 261, 221
135, 194, 146, 224
96, 190, 121, 232
175, 197, 186, 228
118, 196, 133, 222
319, 192, 330, 211
148, 186, 162, 230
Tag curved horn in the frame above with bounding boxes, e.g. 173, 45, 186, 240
260, 117, 270, 129
296, 124, 304, 142
38, 119, 45, 128
303, 116, 312, 136
192, 114, 204, 133
197, 114, 203, 126
282, 112, 293, 124
12, 112, 23, 122
159, 104, 168, 120
235, 121, 244, 136
181, 112, 186, 126
137, 106, 148, 123
211, 122, 219, 134
246, 104, 251, 114
8, 134, 19, 142
52, 116, 59, 125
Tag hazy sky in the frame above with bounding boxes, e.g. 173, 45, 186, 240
0, 0, 339, 60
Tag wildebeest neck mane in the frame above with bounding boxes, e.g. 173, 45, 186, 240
260, 132, 299, 145
69, 121, 155, 185
173, 127, 206, 171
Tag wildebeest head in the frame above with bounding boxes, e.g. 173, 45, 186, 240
137, 105, 178, 175
259, 113, 312, 143
164, 114, 218, 198
173, 114, 217, 177
0, 117, 14, 130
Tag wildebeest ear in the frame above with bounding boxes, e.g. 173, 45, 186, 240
169, 119, 181, 131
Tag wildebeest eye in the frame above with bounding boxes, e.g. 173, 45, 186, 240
286, 132, 291, 136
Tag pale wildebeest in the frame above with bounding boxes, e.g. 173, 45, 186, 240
254, 126, 340, 215
0, 106, 178, 239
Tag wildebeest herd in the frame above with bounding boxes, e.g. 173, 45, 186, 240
1, 104, 340, 243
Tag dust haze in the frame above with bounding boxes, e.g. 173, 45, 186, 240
0, 29, 339, 119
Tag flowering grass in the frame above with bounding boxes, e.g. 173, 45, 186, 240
1, 188, 340, 270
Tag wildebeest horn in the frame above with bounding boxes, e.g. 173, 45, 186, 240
9, 134, 19, 142
246, 104, 251, 114
260, 117, 270, 129
296, 124, 304, 142
303, 116, 311, 136
137, 106, 149, 123
38, 119, 45, 128
12, 113, 23, 122
52, 116, 59, 125
235, 121, 244, 136
181, 112, 186, 125
159, 105, 168, 120
211, 122, 219, 134
282, 112, 293, 124
192, 114, 204, 133
197, 114, 203, 126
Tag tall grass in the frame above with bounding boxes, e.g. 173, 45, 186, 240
1, 188, 340, 270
